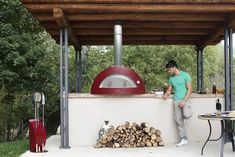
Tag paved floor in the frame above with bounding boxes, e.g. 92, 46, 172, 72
21, 135, 235, 157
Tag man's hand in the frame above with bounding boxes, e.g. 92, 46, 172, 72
162, 94, 168, 100
179, 100, 186, 107
162, 85, 172, 100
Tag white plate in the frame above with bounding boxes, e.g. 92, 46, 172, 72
155, 91, 164, 96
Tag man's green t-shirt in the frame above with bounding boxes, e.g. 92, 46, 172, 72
168, 70, 192, 100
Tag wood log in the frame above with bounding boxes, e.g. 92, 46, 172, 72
146, 140, 152, 147
124, 121, 130, 129
140, 122, 150, 128
114, 142, 120, 148
153, 142, 158, 147
151, 134, 157, 140
158, 141, 165, 146
144, 127, 150, 133
155, 129, 161, 136
156, 136, 163, 142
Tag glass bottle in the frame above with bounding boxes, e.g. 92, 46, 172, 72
216, 99, 221, 116
212, 82, 216, 94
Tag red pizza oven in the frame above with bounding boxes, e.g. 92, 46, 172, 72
91, 66, 145, 95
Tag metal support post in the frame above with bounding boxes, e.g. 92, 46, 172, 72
224, 28, 230, 111
75, 47, 82, 93
196, 46, 204, 93
197, 48, 200, 92
60, 28, 70, 149
228, 28, 234, 110
79, 47, 82, 93
201, 48, 204, 92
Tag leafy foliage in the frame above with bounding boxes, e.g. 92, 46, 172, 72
0, 0, 60, 141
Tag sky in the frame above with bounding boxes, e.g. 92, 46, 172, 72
220, 34, 235, 57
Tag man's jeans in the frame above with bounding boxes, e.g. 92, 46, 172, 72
173, 100, 193, 139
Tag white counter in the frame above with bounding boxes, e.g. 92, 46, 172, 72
68, 93, 224, 147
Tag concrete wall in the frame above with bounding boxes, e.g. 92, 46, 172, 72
68, 94, 224, 147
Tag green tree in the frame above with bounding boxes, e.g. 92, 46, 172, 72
0, 0, 60, 141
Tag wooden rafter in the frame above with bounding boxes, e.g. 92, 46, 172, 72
20, 0, 235, 4
53, 8, 80, 50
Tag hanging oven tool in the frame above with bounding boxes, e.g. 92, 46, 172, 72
33, 92, 41, 127
41, 92, 45, 128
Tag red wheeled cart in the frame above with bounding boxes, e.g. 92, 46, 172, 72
29, 92, 47, 152
29, 119, 46, 152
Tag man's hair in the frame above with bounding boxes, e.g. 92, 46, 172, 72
165, 60, 178, 69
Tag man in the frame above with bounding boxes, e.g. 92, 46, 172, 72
163, 60, 192, 147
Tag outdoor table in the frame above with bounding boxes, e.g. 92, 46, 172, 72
198, 111, 235, 157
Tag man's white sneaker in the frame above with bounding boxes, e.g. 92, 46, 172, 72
176, 139, 188, 147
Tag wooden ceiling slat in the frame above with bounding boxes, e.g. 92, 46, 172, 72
73, 22, 217, 29
24, 4, 235, 14
77, 29, 209, 36
36, 13, 225, 22
78, 40, 201, 45
46, 29, 209, 36
42, 21, 217, 29
77, 35, 202, 41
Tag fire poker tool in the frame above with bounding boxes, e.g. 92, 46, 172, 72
41, 92, 45, 128
33, 92, 41, 128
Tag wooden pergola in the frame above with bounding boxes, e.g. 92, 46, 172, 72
21, 0, 235, 48
21, 0, 234, 150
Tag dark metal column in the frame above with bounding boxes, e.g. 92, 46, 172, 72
60, 28, 70, 148
78, 47, 83, 93
224, 27, 233, 111
201, 48, 204, 93
196, 46, 204, 93
228, 28, 234, 111
224, 28, 229, 111
75, 46, 82, 93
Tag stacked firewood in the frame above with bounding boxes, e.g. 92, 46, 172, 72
95, 122, 164, 148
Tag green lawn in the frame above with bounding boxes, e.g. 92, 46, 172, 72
0, 139, 28, 157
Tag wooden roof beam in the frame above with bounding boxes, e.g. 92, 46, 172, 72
21, 0, 235, 5
24, 4, 235, 14
53, 8, 80, 50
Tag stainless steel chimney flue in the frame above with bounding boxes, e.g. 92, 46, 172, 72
114, 24, 122, 66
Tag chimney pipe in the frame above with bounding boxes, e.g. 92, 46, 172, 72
114, 24, 122, 66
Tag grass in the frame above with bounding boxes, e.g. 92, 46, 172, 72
0, 139, 28, 157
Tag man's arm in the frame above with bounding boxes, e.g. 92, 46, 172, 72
163, 85, 172, 100
184, 82, 192, 101
179, 82, 192, 107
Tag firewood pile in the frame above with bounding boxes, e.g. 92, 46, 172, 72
95, 122, 164, 148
